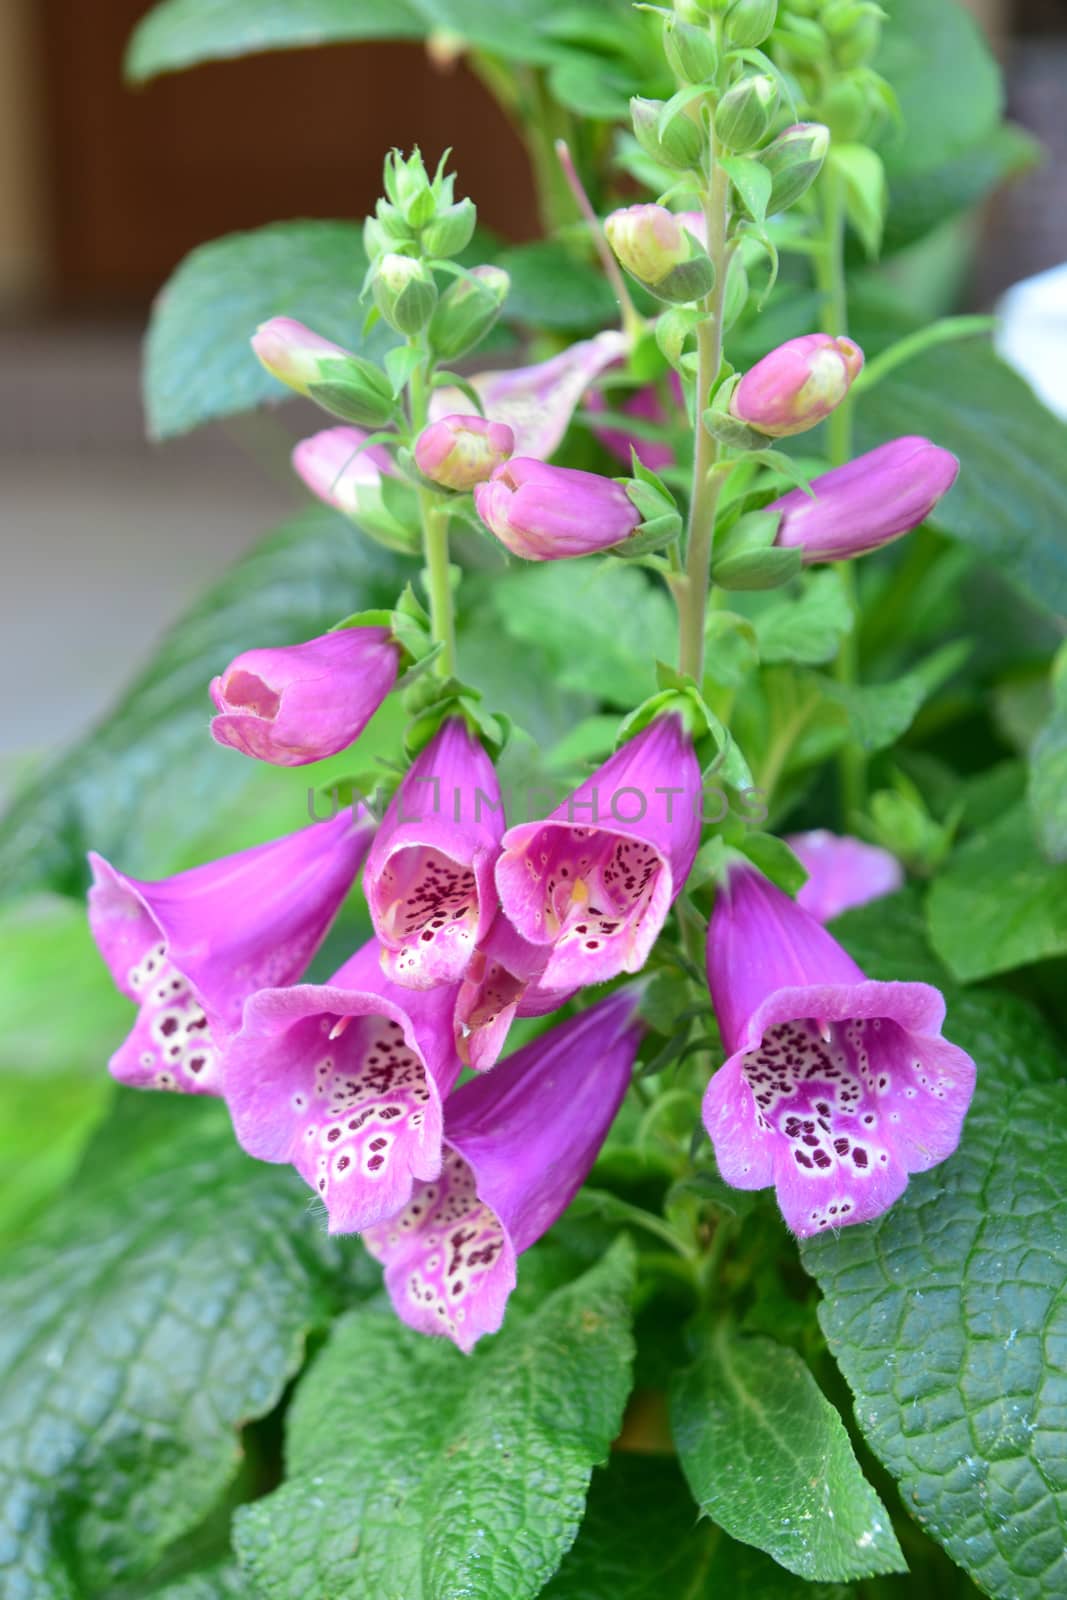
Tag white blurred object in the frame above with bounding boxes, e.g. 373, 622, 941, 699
995, 262, 1067, 421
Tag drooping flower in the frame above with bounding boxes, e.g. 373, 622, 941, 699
453, 911, 573, 1072
87, 808, 374, 1097
495, 716, 701, 990
223, 937, 461, 1233
364, 719, 505, 989
474, 457, 642, 561
730, 333, 864, 438
702, 860, 976, 1237
786, 830, 904, 924
364, 990, 642, 1350
291, 425, 393, 517
770, 436, 960, 562
414, 413, 514, 491
429, 330, 626, 461
210, 627, 400, 766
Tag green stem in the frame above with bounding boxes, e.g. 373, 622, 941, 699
814, 167, 865, 822
677, 153, 731, 683
409, 358, 457, 677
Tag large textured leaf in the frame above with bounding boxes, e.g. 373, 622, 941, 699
0, 1094, 364, 1600
856, 339, 1067, 616
497, 241, 619, 331
234, 1240, 636, 1600
803, 912, 1067, 1600
0, 509, 407, 901
541, 1453, 854, 1600
126, 0, 423, 82
925, 805, 1067, 982
144, 221, 391, 439
671, 1325, 905, 1582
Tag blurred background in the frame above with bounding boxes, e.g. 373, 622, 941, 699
1, 0, 1065, 806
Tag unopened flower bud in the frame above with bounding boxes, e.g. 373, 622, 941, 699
725, 0, 778, 47
474, 458, 641, 561
824, 0, 882, 67
373, 253, 438, 336
730, 333, 864, 437
714, 73, 779, 151
821, 77, 870, 142
759, 122, 829, 212
415, 414, 514, 491
252, 317, 396, 428
630, 97, 706, 172
605, 205, 716, 304
421, 197, 477, 260
428, 264, 510, 361
664, 18, 719, 83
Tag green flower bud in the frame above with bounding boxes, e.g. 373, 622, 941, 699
307, 357, 397, 430
631, 96, 706, 172
663, 18, 719, 84
776, 12, 827, 61
714, 73, 779, 151
373, 253, 438, 336
724, 0, 778, 48
428, 264, 510, 361
821, 76, 870, 142
605, 205, 716, 304
421, 197, 477, 259
759, 121, 829, 211
383, 148, 430, 212
824, 1, 882, 67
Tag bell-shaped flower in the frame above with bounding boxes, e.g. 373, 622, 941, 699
223, 937, 462, 1233
770, 436, 960, 562
210, 626, 400, 767
702, 860, 976, 1237
364, 990, 642, 1351
87, 807, 374, 1097
730, 333, 864, 438
429, 330, 626, 461
365, 719, 506, 989
495, 716, 701, 990
414, 414, 514, 491
474, 458, 642, 561
786, 830, 904, 924
453, 911, 573, 1073
291, 425, 393, 516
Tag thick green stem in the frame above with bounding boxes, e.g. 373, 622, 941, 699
409, 360, 457, 677
814, 167, 865, 822
677, 157, 731, 683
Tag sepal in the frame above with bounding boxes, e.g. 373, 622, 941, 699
307, 356, 398, 429
403, 672, 510, 763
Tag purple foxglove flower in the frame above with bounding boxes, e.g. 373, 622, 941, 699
291, 425, 393, 516
364, 990, 642, 1350
474, 457, 641, 561
365, 719, 506, 989
210, 627, 400, 767
770, 436, 960, 562
414, 413, 514, 491
730, 333, 864, 438
453, 911, 573, 1073
87, 808, 374, 1097
587, 372, 685, 472
495, 716, 701, 990
429, 330, 626, 461
251, 316, 351, 396
223, 937, 462, 1233
702, 861, 976, 1238
786, 830, 904, 924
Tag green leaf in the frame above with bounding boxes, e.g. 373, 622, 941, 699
144, 221, 394, 439
541, 1453, 856, 1599
831, 143, 887, 258
0, 510, 407, 901
233, 1241, 636, 1599
0, 1094, 363, 1599
126, 0, 423, 80
498, 241, 620, 331
489, 562, 675, 711
1029, 708, 1067, 865
671, 1324, 905, 1581
753, 570, 853, 666
738, 830, 808, 895
152, 1562, 252, 1600
855, 339, 1067, 616
802, 989, 1067, 1600
818, 642, 967, 754
925, 803, 1067, 981
720, 155, 772, 228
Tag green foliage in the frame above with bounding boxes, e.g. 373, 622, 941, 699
497, 241, 619, 331
753, 570, 853, 667
672, 1325, 905, 1581
0, 510, 406, 900
0, 1094, 365, 1600
233, 1241, 636, 1599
